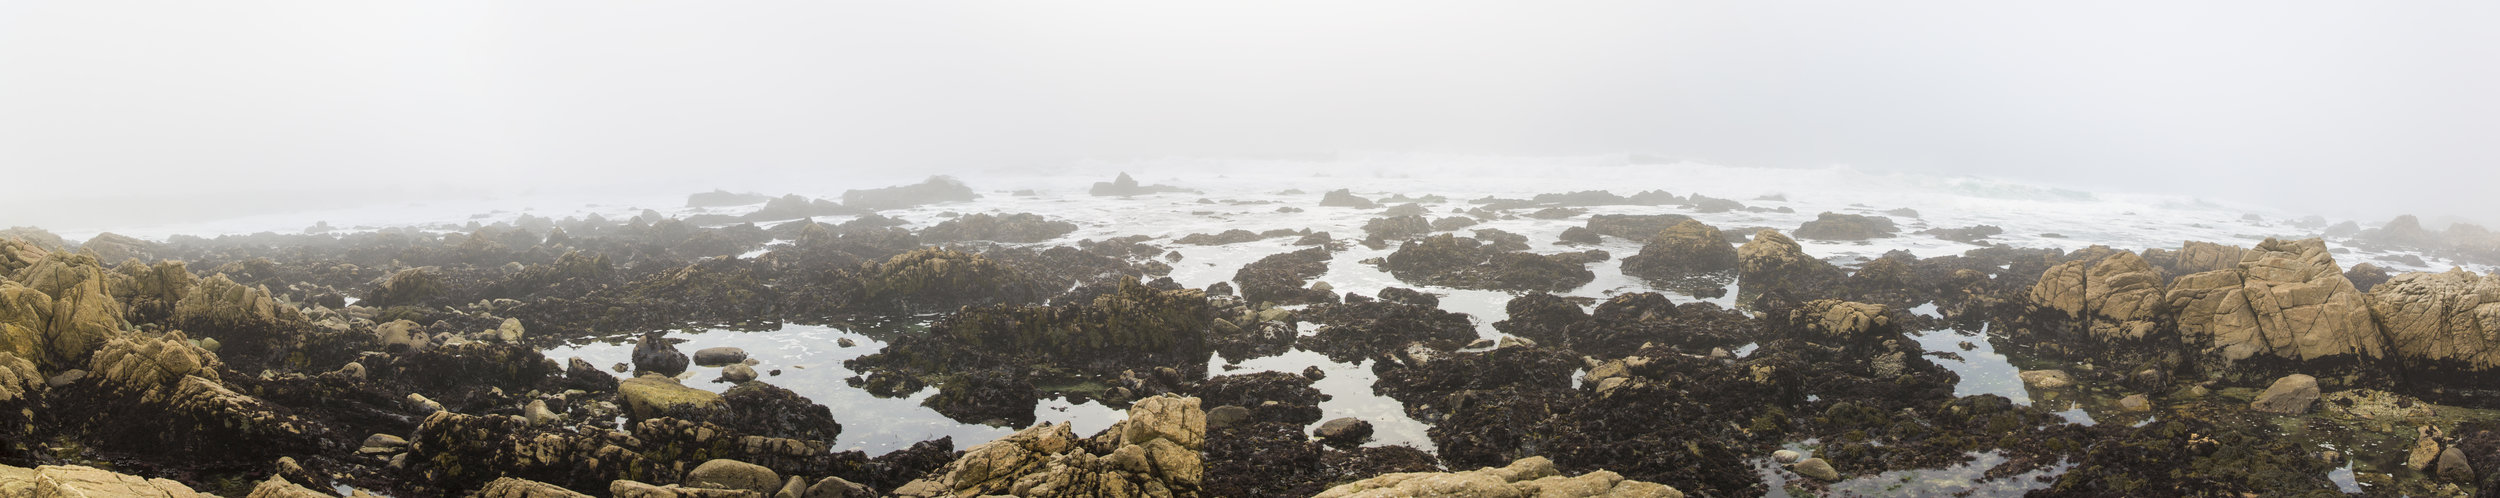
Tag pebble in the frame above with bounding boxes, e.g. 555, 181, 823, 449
1772, 450, 1802, 463
721, 364, 758, 383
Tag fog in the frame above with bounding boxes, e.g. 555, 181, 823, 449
4, 1, 2494, 230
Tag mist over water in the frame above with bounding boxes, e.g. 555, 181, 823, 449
4, 1, 2496, 232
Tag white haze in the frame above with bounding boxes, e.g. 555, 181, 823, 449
2, 1, 2494, 231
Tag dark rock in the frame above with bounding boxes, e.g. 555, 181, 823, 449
1379, 234, 1600, 292
1233, 247, 1336, 307
632, 331, 690, 376
692, 347, 748, 366
1362, 215, 1433, 242
918, 213, 1077, 243
1585, 214, 1696, 240
1793, 212, 1899, 240
1314, 418, 1374, 447
1319, 189, 1378, 209
567, 357, 618, 391
1921, 225, 2004, 244
1557, 226, 1602, 245
840, 176, 977, 211
1090, 172, 1193, 196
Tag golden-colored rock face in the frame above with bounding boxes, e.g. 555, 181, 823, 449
2159, 238, 2382, 362
4, 252, 128, 369
2371, 268, 2500, 369
2028, 250, 2164, 342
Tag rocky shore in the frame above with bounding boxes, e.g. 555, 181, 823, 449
3, 178, 2499, 497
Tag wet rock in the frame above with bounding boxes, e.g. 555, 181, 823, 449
805, 476, 877, 498
2408, 435, 2442, 471
1175, 229, 1267, 246
1091, 172, 1192, 196
526, 399, 562, 425
633, 331, 690, 376
619, 374, 725, 419
719, 364, 758, 383
919, 213, 1078, 243
849, 247, 1048, 314
2440, 446, 2473, 481
1234, 247, 1336, 307
1582, 214, 1695, 240
1299, 299, 1477, 363
1313, 456, 1684, 498
1620, 219, 1738, 287
1735, 230, 1843, 298
1791, 458, 1840, 481
1314, 418, 1374, 447
923, 367, 1037, 427
1362, 215, 1433, 242
1919, 225, 2003, 243
841, 176, 977, 211
567, 357, 618, 391
2250, 374, 2320, 414
1206, 405, 1251, 428
374, 319, 432, 352
1792, 212, 1897, 240
2118, 394, 2152, 412
685, 459, 781, 494
1557, 226, 1602, 245
1380, 234, 1599, 292
693, 347, 749, 366
1772, 450, 1801, 463
1320, 189, 1379, 209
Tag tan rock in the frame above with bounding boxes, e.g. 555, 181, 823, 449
475, 477, 594, 498
2250, 374, 2321, 414
244, 475, 331, 498
2170, 241, 2249, 275
76, 233, 159, 264
2029, 250, 2165, 341
2170, 238, 2382, 362
1316, 456, 1682, 498
2370, 269, 2500, 369
616, 374, 724, 419
1736, 230, 1842, 296
31, 464, 209, 497
1789, 300, 1892, 343
173, 274, 306, 337
9, 252, 128, 369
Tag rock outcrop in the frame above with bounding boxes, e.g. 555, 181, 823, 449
893, 395, 1208, 497
3, 252, 128, 369
1792, 212, 1897, 240
2169, 238, 2382, 363
1735, 230, 1842, 298
1091, 173, 1193, 196
2369, 269, 2500, 371
1618, 219, 1737, 286
841, 176, 978, 211
919, 213, 1079, 244
1313, 456, 1683, 498
2029, 250, 2166, 342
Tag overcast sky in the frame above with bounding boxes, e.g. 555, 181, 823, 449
3, 1, 2494, 229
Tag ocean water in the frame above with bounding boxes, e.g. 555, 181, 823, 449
55, 159, 2482, 481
